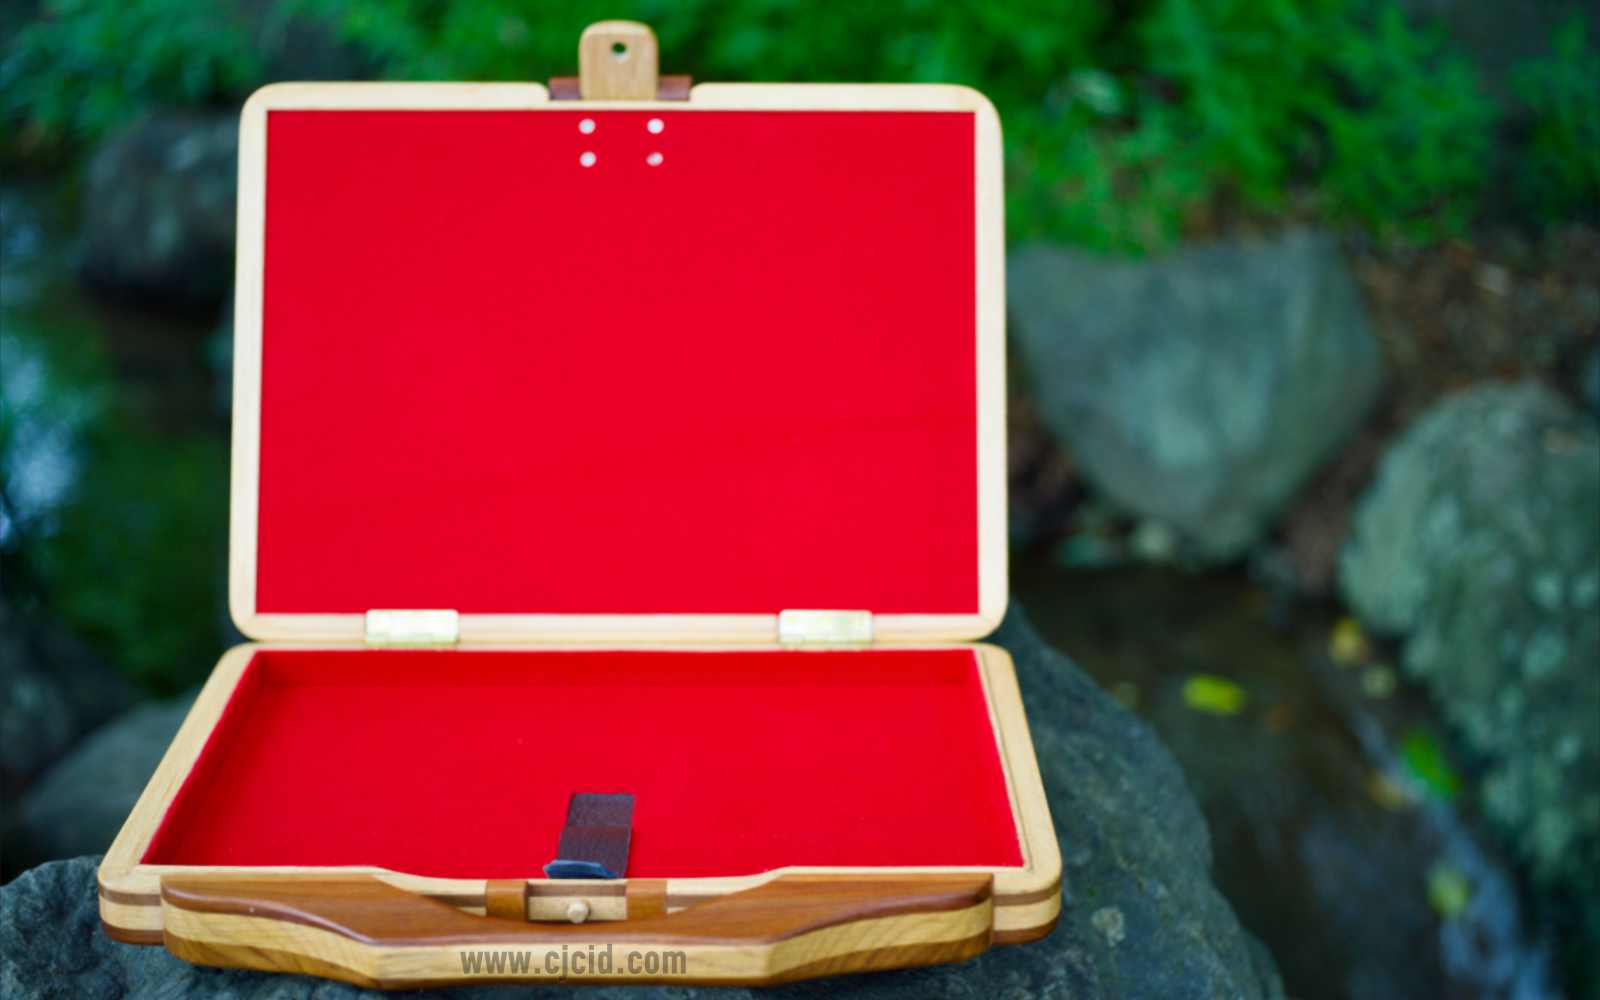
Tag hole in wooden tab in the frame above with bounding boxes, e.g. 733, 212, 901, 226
610, 41, 628, 59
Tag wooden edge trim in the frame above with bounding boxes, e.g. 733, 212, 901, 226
975, 644, 1063, 900
98, 645, 261, 885
102, 872, 1053, 910
100, 881, 485, 910
104, 876, 1054, 914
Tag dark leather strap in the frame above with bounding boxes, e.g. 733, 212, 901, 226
544, 792, 634, 879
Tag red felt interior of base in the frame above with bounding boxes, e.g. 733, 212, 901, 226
142, 649, 1022, 877
256, 109, 979, 616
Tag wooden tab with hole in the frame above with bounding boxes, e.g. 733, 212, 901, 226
578, 20, 660, 100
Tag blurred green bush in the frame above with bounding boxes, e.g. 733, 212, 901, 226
0, 313, 227, 695
2, 0, 1596, 250
1514, 12, 1600, 221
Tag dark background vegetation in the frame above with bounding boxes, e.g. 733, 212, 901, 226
1, 0, 1596, 688
4, 0, 1598, 249
1, 3, 1597, 1000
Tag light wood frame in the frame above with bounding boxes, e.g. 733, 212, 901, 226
226, 81, 1009, 644
99, 643, 1061, 975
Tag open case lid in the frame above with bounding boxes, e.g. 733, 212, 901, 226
229, 40, 1005, 645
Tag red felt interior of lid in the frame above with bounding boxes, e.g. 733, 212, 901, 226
253, 108, 979, 616
141, 649, 1023, 876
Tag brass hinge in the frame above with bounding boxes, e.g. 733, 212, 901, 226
364, 609, 460, 647
777, 609, 874, 646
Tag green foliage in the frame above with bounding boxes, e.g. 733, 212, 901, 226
1401, 727, 1463, 802
1139, 0, 1495, 239
33, 431, 228, 694
1139, 0, 1330, 206
1513, 11, 1600, 221
0, 0, 1578, 248
1, 0, 262, 144
2, 307, 227, 695
1317, 4, 1496, 239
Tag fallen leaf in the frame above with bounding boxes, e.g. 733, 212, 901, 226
1402, 728, 1463, 802
1367, 771, 1414, 810
1182, 675, 1248, 716
1361, 665, 1397, 698
1330, 616, 1369, 665
1427, 863, 1472, 919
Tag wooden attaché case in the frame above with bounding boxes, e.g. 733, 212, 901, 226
98, 20, 1061, 988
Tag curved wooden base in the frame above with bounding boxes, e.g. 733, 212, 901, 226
160, 873, 997, 988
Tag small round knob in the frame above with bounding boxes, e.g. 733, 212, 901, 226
566, 899, 591, 924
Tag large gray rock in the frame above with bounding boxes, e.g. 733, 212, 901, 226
79, 114, 238, 311
1582, 345, 1600, 419
1340, 381, 1600, 987
0, 610, 1284, 1000
1010, 229, 1383, 561
5, 696, 195, 874
0, 598, 134, 844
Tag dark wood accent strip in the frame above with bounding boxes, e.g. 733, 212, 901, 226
527, 882, 626, 898
99, 884, 160, 907
626, 878, 668, 920
996, 877, 1062, 908
547, 75, 692, 100
101, 919, 163, 946
483, 880, 528, 921
161, 873, 992, 949
993, 913, 1060, 946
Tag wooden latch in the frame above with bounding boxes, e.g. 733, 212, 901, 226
549, 21, 691, 101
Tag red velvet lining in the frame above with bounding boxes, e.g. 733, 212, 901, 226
142, 649, 1022, 877
255, 109, 979, 616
